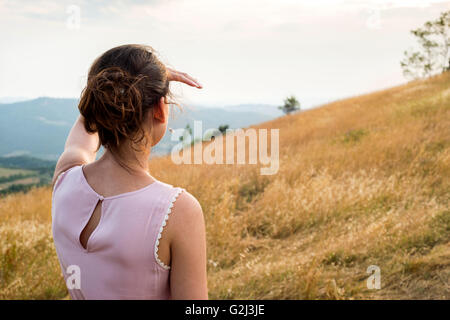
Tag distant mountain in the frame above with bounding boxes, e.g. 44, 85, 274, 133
0, 98, 79, 160
0, 155, 55, 170
216, 104, 284, 118
0, 97, 31, 104
0, 97, 280, 160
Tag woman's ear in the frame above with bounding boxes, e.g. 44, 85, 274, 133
153, 96, 168, 123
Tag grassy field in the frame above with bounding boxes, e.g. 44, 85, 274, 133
0, 157, 55, 196
0, 177, 41, 191
0, 72, 449, 299
0, 168, 33, 178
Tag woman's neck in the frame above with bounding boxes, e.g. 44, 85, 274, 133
99, 145, 152, 177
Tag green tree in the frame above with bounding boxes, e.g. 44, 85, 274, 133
279, 95, 301, 115
401, 10, 450, 79
179, 124, 192, 142
218, 124, 229, 134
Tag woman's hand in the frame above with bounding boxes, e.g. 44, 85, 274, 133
166, 67, 202, 89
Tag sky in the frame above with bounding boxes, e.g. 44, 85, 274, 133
1, 0, 449, 108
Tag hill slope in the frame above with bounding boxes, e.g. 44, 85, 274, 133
1, 73, 449, 299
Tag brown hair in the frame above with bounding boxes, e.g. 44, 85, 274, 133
78, 44, 170, 171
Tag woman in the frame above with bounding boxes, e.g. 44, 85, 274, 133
51, 44, 207, 300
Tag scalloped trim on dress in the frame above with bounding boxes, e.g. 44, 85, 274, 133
154, 187, 184, 270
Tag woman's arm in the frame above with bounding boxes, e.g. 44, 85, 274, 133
52, 115, 99, 187
168, 191, 208, 299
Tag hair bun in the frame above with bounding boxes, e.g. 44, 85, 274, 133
91, 67, 143, 107
79, 66, 145, 148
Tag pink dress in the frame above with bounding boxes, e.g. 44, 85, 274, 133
51, 164, 184, 300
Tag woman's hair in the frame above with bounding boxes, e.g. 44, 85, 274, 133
78, 44, 170, 170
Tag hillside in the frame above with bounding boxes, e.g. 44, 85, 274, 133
0, 73, 449, 299
0, 156, 56, 196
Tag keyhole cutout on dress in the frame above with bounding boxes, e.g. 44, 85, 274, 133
79, 199, 103, 250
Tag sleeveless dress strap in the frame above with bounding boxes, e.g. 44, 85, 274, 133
154, 187, 184, 270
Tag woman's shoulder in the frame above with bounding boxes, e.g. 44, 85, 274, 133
163, 187, 204, 239
52, 164, 81, 193
173, 189, 202, 215
153, 180, 197, 205
152, 180, 202, 218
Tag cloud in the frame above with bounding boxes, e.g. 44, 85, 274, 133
0, 0, 64, 21
360, 0, 449, 9
36, 116, 69, 126
2, 0, 448, 29
0, 0, 167, 22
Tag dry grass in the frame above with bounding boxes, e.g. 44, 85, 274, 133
1, 72, 449, 299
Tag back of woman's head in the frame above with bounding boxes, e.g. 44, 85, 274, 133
78, 44, 169, 157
